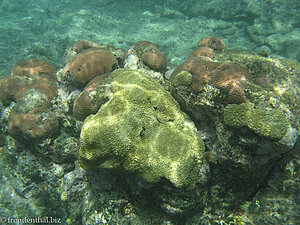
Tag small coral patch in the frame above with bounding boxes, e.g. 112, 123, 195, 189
171, 57, 249, 104
224, 102, 289, 140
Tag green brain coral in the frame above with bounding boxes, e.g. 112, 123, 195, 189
224, 102, 289, 140
79, 69, 205, 188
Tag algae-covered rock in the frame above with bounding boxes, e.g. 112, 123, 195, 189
172, 71, 193, 87
224, 102, 289, 140
79, 69, 205, 188
214, 51, 300, 128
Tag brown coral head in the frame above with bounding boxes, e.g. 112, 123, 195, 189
65, 48, 117, 88
11, 75, 58, 108
0, 75, 57, 106
8, 109, 59, 142
206, 62, 248, 103
73, 74, 110, 121
11, 59, 57, 81
0, 76, 28, 104
228, 85, 247, 104
198, 36, 226, 52
127, 41, 159, 56
141, 51, 167, 72
189, 46, 214, 61
171, 58, 248, 104
73, 40, 126, 68
73, 40, 100, 53
128, 41, 167, 71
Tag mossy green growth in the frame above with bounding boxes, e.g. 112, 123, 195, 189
214, 50, 300, 84
79, 69, 205, 188
224, 102, 289, 140
173, 71, 193, 87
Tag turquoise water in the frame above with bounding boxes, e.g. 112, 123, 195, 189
1, 0, 299, 77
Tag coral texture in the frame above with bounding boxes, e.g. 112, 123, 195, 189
0, 76, 28, 103
198, 36, 226, 52
8, 110, 59, 141
64, 48, 118, 87
0, 60, 59, 142
73, 73, 111, 121
79, 69, 205, 188
72, 40, 100, 53
189, 46, 214, 61
0, 76, 57, 109
224, 102, 289, 140
171, 57, 249, 104
11, 58, 57, 81
127, 41, 167, 72
71, 40, 126, 67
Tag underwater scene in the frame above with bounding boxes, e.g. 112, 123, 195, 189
0, 0, 299, 224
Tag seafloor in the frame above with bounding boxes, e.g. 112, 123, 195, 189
0, 0, 299, 225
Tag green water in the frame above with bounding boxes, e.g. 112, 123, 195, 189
1, 0, 299, 77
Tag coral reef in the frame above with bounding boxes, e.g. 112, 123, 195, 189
167, 41, 299, 224
213, 50, 300, 130
79, 69, 205, 188
0, 40, 299, 225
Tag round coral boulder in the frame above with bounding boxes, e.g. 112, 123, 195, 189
73, 73, 111, 121
141, 51, 167, 71
71, 40, 126, 68
11, 58, 57, 81
0, 76, 28, 104
198, 36, 226, 52
127, 41, 167, 72
16, 76, 58, 110
8, 109, 59, 141
72, 40, 99, 53
189, 46, 214, 61
171, 57, 249, 104
64, 48, 118, 87
0, 72, 59, 142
